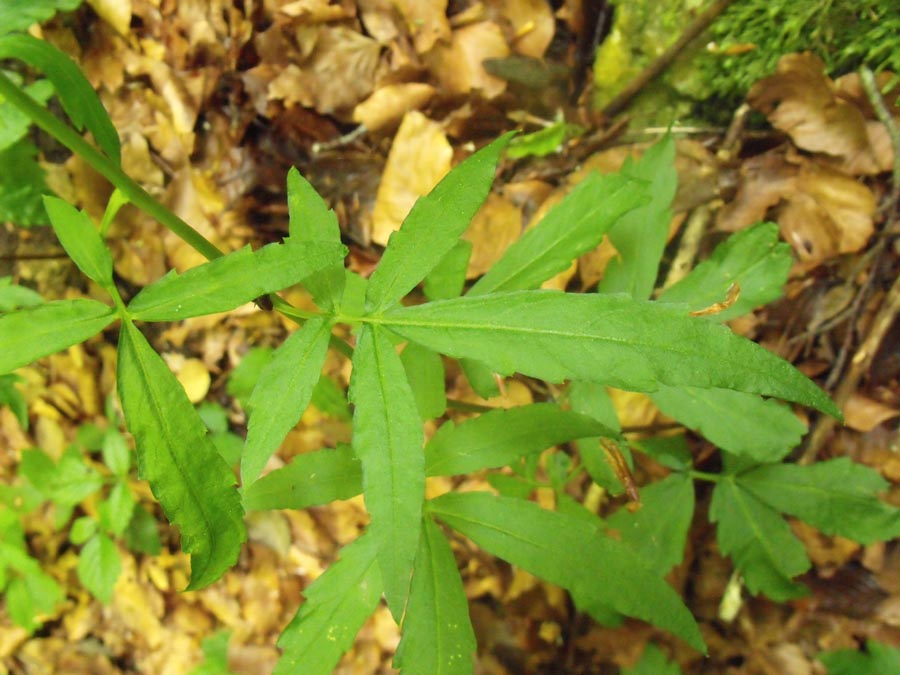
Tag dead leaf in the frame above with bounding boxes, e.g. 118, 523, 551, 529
501, 0, 555, 58
87, 0, 131, 36
843, 394, 900, 432
426, 21, 510, 98
463, 192, 522, 278
371, 110, 452, 245
352, 83, 436, 132
392, 0, 451, 54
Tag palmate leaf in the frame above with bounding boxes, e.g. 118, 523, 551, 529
380, 291, 840, 417
598, 135, 676, 300
651, 386, 807, 462
429, 492, 705, 652
365, 133, 513, 313
274, 533, 382, 675
127, 240, 346, 321
43, 196, 114, 290
286, 168, 345, 310
349, 325, 425, 620
738, 459, 900, 545
709, 477, 809, 601
394, 517, 476, 674
0, 34, 120, 164
658, 222, 792, 321
241, 317, 331, 486
424, 403, 618, 476
117, 321, 245, 590
469, 170, 648, 295
0, 299, 115, 374
241, 445, 362, 512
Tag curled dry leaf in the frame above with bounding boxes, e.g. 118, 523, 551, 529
352, 83, 436, 132
748, 52, 895, 175
842, 393, 900, 433
426, 21, 510, 99
371, 110, 452, 245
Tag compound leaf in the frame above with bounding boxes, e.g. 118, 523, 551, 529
286, 167, 345, 309
274, 533, 382, 675
382, 291, 840, 417
349, 325, 425, 620
242, 444, 362, 512
738, 459, 900, 545
651, 386, 806, 462
470, 171, 647, 295
659, 222, 792, 321
365, 134, 512, 313
429, 492, 705, 652
117, 321, 245, 590
394, 517, 476, 674
241, 317, 331, 486
710, 477, 809, 601
43, 196, 113, 290
127, 240, 346, 321
425, 403, 617, 477
0, 299, 115, 374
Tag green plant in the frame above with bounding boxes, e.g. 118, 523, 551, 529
1, 34, 898, 673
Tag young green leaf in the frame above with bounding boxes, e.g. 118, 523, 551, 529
400, 342, 447, 421
710, 477, 810, 601
819, 639, 900, 675
241, 317, 331, 486
658, 222, 792, 321
0, 34, 121, 164
470, 171, 647, 295
365, 133, 513, 313
274, 533, 382, 675
606, 473, 694, 575
124, 504, 162, 555
424, 403, 617, 477
0, 299, 115, 374
394, 517, 476, 674
117, 321, 245, 590
349, 325, 425, 620
623, 644, 684, 675
190, 631, 236, 675
567, 380, 621, 432
0, 374, 28, 429
0, 140, 49, 226
651, 386, 807, 462
381, 291, 841, 418
98, 482, 136, 538
459, 359, 500, 399
424, 240, 472, 301
738, 459, 900, 545
101, 428, 131, 477
2, 564, 64, 633
286, 167, 345, 309
20, 446, 104, 508
598, 136, 676, 300
242, 444, 362, 512
0, 276, 43, 312
0, 0, 81, 38
429, 492, 705, 652
43, 196, 114, 290
226, 346, 273, 409
77, 532, 121, 604
311, 376, 352, 420
127, 240, 346, 321
0, 78, 53, 151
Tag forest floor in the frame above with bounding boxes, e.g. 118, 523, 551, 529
1, 1, 899, 673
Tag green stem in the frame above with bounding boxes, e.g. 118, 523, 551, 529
689, 470, 721, 483
0, 71, 223, 261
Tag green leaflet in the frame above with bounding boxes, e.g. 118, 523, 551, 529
77, 532, 120, 604
0, 299, 115, 374
470, 171, 647, 295
0, 0, 82, 37
241, 317, 331, 486
0, 78, 53, 152
424, 240, 472, 301
400, 342, 447, 421
365, 134, 513, 313
43, 196, 114, 290
709, 477, 809, 601
274, 533, 382, 675
651, 386, 806, 462
819, 639, 900, 675
598, 135, 676, 300
127, 240, 347, 321
381, 291, 840, 418
659, 222, 792, 321
459, 359, 500, 399
429, 492, 705, 652
241, 445, 362, 511
738, 459, 900, 545
424, 403, 617, 477
286, 167, 345, 310
606, 473, 694, 575
0, 140, 49, 226
623, 644, 684, 675
394, 517, 476, 674
117, 321, 245, 590
0, 276, 43, 312
349, 325, 425, 620
0, 34, 120, 164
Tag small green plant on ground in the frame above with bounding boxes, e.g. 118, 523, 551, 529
1, 33, 899, 673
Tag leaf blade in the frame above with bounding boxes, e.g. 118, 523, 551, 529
43, 196, 114, 290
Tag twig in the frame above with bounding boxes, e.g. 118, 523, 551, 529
601, 0, 737, 119
860, 67, 900, 217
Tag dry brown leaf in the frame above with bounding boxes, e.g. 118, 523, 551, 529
392, 0, 451, 53
843, 393, 900, 432
352, 83, 436, 132
463, 192, 522, 278
717, 150, 796, 232
426, 21, 510, 98
278, 0, 355, 22
87, 0, 132, 35
371, 110, 452, 245
501, 0, 555, 58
